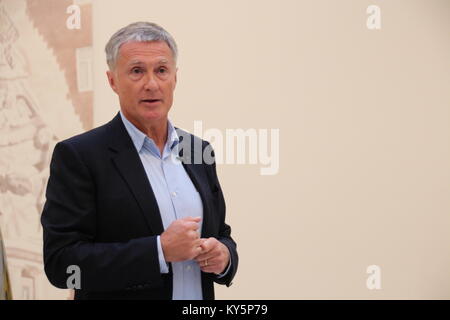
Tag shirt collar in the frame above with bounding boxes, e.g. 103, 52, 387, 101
119, 111, 179, 154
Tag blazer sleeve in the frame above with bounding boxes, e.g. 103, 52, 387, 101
41, 141, 164, 292
205, 143, 239, 287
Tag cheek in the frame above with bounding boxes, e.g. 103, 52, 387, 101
164, 82, 176, 98
119, 82, 140, 100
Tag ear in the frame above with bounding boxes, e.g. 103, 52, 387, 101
174, 67, 178, 88
106, 70, 118, 94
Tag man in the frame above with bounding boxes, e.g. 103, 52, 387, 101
41, 22, 238, 300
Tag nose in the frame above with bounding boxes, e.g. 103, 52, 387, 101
143, 73, 159, 91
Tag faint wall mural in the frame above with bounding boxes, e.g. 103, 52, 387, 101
0, 0, 92, 299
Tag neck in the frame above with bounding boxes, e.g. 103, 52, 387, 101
145, 121, 168, 153
122, 111, 168, 154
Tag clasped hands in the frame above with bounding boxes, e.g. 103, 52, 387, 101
160, 216, 230, 275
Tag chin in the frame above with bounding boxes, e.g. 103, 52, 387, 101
140, 110, 167, 122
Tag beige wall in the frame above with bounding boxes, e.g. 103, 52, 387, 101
92, 0, 450, 299
96, 0, 449, 299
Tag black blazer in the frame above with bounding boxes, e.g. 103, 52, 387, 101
41, 113, 238, 300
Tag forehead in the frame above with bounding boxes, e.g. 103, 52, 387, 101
118, 41, 175, 65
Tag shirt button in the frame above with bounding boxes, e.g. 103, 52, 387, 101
186, 265, 192, 271
171, 191, 177, 197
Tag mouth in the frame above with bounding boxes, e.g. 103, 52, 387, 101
140, 99, 162, 106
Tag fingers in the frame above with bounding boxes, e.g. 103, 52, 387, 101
200, 237, 217, 252
199, 258, 224, 274
183, 217, 202, 232
195, 245, 203, 256
188, 243, 204, 260
196, 240, 230, 274
195, 251, 216, 262
185, 223, 200, 233
183, 216, 201, 223
199, 265, 215, 273
195, 238, 220, 261
198, 257, 216, 267
187, 230, 200, 240
161, 216, 203, 262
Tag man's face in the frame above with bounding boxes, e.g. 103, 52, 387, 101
107, 41, 177, 127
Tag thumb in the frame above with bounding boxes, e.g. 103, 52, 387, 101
200, 237, 214, 251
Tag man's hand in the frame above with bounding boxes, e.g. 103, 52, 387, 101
195, 237, 230, 275
160, 216, 203, 262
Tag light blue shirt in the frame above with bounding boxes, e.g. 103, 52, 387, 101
120, 112, 228, 300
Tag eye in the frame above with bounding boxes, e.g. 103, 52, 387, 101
157, 67, 167, 74
131, 67, 143, 74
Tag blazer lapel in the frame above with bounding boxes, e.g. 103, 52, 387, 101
177, 130, 213, 238
182, 162, 212, 238
106, 113, 164, 235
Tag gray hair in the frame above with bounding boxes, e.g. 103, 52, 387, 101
105, 22, 178, 70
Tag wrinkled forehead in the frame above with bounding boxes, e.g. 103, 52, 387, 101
118, 41, 175, 65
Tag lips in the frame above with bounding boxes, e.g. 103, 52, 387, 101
141, 99, 161, 103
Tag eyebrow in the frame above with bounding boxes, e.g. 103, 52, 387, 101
127, 59, 170, 66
